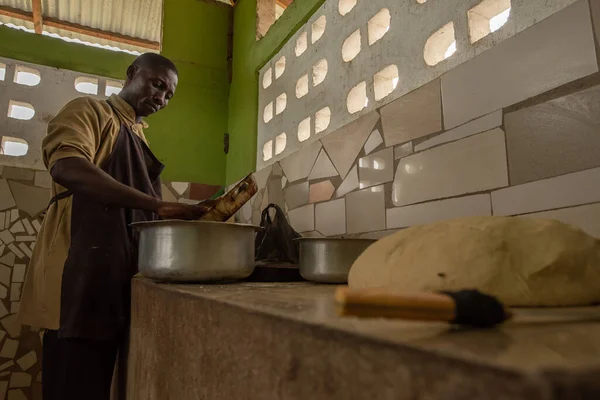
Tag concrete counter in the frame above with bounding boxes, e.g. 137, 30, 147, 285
125, 278, 600, 399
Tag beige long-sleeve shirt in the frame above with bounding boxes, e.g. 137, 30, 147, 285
18, 95, 149, 330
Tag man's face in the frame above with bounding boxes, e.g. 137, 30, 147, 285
125, 66, 178, 117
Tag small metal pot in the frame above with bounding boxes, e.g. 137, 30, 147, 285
296, 238, 377, 283
132, 220, 260, 282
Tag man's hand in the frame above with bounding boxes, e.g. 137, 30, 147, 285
156, 199, 216, 220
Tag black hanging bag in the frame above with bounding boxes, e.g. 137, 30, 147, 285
254, 203, 301, 264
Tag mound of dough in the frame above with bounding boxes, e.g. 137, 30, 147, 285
348, 216, 600, 306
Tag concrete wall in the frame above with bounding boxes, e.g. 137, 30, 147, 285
234, 0, 600, 243
226, 0, 326, 184
255, 0, 582, 171
0, 56, 125, 170
0, 0, 232, 185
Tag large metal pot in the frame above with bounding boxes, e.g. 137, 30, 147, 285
297, 238, 377, 283
132, 220, 259, 282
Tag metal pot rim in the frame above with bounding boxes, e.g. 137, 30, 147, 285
294, 237, 377, 243
131, 220, 261, 230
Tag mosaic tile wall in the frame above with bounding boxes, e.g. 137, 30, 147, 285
0, 166, 217, 400
0, 167, 47, 400
237, 0, 600, 242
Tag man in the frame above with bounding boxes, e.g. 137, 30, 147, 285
18, 53, 211, 400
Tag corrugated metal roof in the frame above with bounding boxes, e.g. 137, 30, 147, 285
0, 0, 164, 54
43, 0, 163, 42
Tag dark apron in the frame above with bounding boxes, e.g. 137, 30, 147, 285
50, 102, 163, 341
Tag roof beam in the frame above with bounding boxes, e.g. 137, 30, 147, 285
0, 5, 32, 22
32, 0, 42, 34
0, 5, 159, 50
43, 17, 160, 50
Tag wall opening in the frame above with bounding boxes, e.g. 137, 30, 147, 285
105, 81, 123, 97
342, 30, 362, 62
264, 102, 274, 123
315, 107, 331, 133
424, 22, 456, 66
0, 136, 28, 156
298, 117, 311, 142
75, 77, 99, 95
312, 15, 327, 44
263, 140, 273, 161
490, 7, 511, 31
275, 57, 286, 79
312, 59, 328, 87
296, 75, 309, 98
275, 133, 287, 155
14, 66, 41, 86
0, 63, 5, 81
8, 100, 35, 120
276, 93, 287, 115
296, 32, 308, 57
339, 0, 357, 16
347, 82, 367, 114
374, 65, 399, 101
468, 0, 511, 43
368, 9, 391, 46
263, 68, 273, 89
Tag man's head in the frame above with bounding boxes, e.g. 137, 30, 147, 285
119, 53, 178, 119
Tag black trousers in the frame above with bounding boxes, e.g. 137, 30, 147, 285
42, 330, 119, 400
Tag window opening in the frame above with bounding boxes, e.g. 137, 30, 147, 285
342, 30, 361, 62
75, 77, 99, 95
424, 22, 456, 66
0, 136, 28, 156
368, 9, 391, 46
14, 66, 41, 86
347, 82, 367, 114
298, 117, 311, 142
8, 101, 35, 120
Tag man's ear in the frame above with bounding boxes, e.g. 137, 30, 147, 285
126, 65, 139, 81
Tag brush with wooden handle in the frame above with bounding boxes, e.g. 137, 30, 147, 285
335, 287, 513, 328
200, 173, 258, 222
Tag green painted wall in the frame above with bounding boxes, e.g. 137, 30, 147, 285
146, 0, 231, 184
0, 0, 231, 185
0, 25, 133, 82
225, 0, 325, 184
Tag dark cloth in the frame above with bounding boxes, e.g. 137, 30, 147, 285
56, 101, 163, 341
42, 102, 164, 399
43, 329, 119, 400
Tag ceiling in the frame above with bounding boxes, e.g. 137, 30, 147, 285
0, 0, 232, 54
